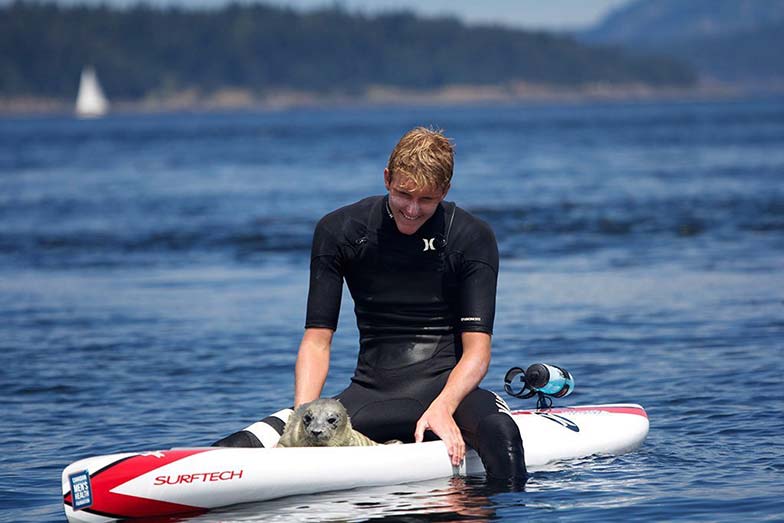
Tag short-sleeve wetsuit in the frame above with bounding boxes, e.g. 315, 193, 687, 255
305, 195, 526, 480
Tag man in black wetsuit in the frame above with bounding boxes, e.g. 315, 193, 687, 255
294, 127, 527, 481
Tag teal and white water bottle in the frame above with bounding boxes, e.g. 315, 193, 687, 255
525, 363, 574, 398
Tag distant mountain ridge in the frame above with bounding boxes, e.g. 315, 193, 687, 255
583, 0, 784, 45
0, 2, 695, 104
582, 0, 784, 85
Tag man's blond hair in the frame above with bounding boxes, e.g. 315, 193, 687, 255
387, 127, 454, 191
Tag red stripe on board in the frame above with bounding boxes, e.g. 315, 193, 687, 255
75, 494, 206, 520
65, 449, 211, 518
512, 405, 648, 418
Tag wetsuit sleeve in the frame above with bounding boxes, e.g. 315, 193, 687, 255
304, 216, 344, 330
457, 220, 499, 334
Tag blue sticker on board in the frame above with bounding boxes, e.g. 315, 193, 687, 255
69, 470, 93, 510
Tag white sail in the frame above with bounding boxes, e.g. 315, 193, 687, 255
75, 66, 109, 118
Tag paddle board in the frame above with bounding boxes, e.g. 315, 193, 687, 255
62, 404, 648, 522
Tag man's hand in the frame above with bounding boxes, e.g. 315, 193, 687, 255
414, 400, 465, 467
413, 332, 492, 467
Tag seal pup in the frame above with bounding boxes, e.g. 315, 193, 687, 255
277, 398, 381, 447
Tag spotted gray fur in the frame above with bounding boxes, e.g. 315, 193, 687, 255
277, 398, 380, 447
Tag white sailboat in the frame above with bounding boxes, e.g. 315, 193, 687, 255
75, 66, 109, 118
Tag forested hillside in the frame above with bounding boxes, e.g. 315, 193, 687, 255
1, 1, 696, 101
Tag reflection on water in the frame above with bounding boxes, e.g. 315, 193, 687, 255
184, 455, 656, 522
189, 476, 499, 522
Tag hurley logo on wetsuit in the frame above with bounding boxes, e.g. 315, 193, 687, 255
423, 238, 436, 251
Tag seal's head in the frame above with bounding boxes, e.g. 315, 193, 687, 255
298, 399, 349, 446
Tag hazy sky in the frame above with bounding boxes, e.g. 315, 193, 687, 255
35, 0, 635, 30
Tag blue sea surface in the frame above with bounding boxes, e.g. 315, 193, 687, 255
1, 98, 783, 522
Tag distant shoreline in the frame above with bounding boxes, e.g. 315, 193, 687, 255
1, 81, 779, 116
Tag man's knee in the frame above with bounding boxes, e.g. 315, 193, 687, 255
477, 413, 527, 481
212, 430, 263, 448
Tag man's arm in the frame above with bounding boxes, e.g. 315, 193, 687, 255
414, 331, 491, 466
294, 327, 334, 408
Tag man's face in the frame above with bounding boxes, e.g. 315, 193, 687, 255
384, 169, 449, 235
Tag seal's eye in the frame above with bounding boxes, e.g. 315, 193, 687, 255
303, 414, 313, 426
327, 417, 337, 425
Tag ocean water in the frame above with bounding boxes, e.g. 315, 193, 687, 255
1, 97, 783, 522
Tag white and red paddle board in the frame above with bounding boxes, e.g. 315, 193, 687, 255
62, 404, 648, 522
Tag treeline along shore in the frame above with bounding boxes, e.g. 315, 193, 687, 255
1, 1, 700, 112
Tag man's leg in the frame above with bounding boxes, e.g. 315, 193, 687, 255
212, 408, 294, 448
335, 384, 427, 443
454, 388, 527, 482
